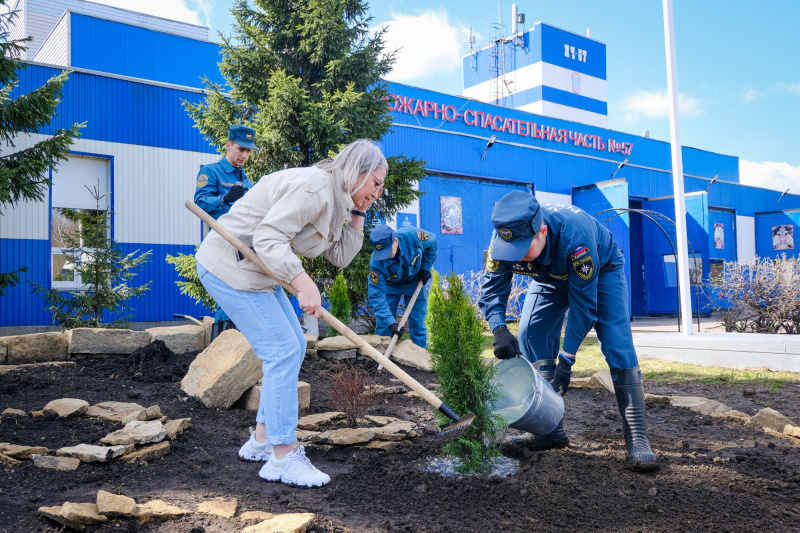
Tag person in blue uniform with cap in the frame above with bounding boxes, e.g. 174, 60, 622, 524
479, 190, 658, 471
368, 224, 438, 348
194, 125, 257, 340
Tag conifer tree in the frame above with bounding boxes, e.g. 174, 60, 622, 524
182, 0, 426, 315
0, 2, 83, 295
327, 272, 352, 336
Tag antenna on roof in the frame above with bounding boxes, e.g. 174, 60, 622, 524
469, 26, 476, 69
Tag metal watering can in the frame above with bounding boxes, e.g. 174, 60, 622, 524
491, 356, 565, 435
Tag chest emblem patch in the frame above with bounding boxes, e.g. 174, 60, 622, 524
196, 174, 209, 188
370, 271, 379, 284
571, 246, 594, 281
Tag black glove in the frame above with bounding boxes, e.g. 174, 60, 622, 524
419, 270, 432, 284
388, 323, 405, 338
223, 184, 246, 205
550, 352, 575, 396
492, 325, 520, 360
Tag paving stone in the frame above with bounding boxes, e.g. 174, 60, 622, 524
31, 454, 80, 471
304, 333, 318, 349
56, 443, 132, 462
197, 498, 238, 518
66, 328, 150, 355
644, 393, 671, 405
43, 398, 89, 418
135, 500, 191, 523
3, 332, 68, 364
101, 420, 166, 446
0, 453, 21, 466
237, 381, 310, 413
588, 369, 614, 393
0, 444, 49, 459
317, 348, 357, 360
163, 418, 192, 440
569, 377, 592, 389
710, 410, 751, 422
357, 440, 403, 451
85, 402, 145, 423
146, 325, 204, 354
297, 412, 346, 431
119, 441, 170, 462
746, 408, 797, 433
372, 421, 418, 441
61, 502, 108, 526
242, 512, 315, 533
97, 490, 137, 517
785, 424, 800, 438
390, 340, 432, 371
670, 396, 731, 415
39, 505, 87, 532
1, 408, 27, 416
312, 427, 375, 445
240, 510, 275, 522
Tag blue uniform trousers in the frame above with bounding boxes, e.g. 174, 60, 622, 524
374, 282, 428, 348
518, 266, 638, 371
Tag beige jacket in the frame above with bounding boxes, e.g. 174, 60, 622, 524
196, 166, 363, 292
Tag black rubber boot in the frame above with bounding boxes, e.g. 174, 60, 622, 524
504, 358, 569, 450
612, 366, 658, 472
210, 319, 237, 343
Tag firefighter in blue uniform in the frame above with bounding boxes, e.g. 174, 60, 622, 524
194, 125, 257, 341
479, 191, 657, 471
368, 224, 437, 348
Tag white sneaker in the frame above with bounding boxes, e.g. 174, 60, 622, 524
239, 433, 272, 462
259, 445, 330, 487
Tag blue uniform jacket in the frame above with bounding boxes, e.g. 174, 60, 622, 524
193, 157, 253, 220
369, 227, 438, 326
479, 204, 624, 356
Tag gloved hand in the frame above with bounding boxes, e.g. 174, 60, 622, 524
550, 352, 575, 395
492, 325, 520, 360
419, 270, 432, 284
223, 184, 246, 205
388, 322, 405, 338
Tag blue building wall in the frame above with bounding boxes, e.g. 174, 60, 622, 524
70, 14, 225, 90
755, 210, 800, 260
13, 65, 218, 154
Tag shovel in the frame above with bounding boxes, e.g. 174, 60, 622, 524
377, 279, 423, 370
186, 201, 474, 446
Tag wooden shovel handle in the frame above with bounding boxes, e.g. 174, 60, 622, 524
185, 201, 443, 409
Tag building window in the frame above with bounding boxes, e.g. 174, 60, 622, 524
50, 155, 111, 290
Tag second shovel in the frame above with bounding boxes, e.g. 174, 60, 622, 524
379, 279, 424, 369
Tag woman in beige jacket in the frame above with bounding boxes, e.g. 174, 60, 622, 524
196, 139, 387, 487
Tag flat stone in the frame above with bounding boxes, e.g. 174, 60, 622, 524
644, 393, 671, 405
202, 316, 214, 348
746, 408, 796, 432
240, 510, 275, 522
670, 395, 731, 415
315, 336, 356, 351
364, 415, 400, 426
66, 328, 151, 355
786, 424, 800, 438
196, 498, 238, 518
390, 340, 432, 371
135, 500, 191, 523
0, 340, 6, 363
61, 502, 108, 526
101, 420, 166, 446
588, 369, 614, 393
31, 410, 45, 417
38, 505, 87, 531
119, 441, 170, 462
305, 348, 318, 358
296, 429, 316, 442
237, 381, 311, 413
0, 453, 21, 466
3, 332, 68, 364
121, 405, 163, 424
85, 402, 145, 422
31, 454, 80, 470
357, 440, 403, 451
163, 418, 192, 440
568, 377, 592, 389
57, 443, 132, 462
97, 490, 137, 517
146, 325, 205, 354
181, 329, 262, 409
0, 360, 76, 375
297, 412, 346, 431
372, 421, 418, 441
764, 427, 800, 442
711, 410, 751, 422
356, 335, 390, 357
365, 385, 407, 396
43, 398, 89, 418
0, 444, 49, 459
317, 348, 357, 360
2, 408, 27, 416
242, 512, 315, 533
312, 427, 375, 445
304, 333, 318, 349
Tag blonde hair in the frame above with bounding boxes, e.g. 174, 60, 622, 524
316, 139, 388, 194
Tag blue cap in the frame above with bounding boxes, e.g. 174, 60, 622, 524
370, 224, 395, 260
489, 191, 543, 261
228, 125, 257, 150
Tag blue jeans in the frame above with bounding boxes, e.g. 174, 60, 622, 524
197, 263, 306, 445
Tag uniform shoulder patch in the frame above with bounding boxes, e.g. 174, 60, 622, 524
485, 247, 500, 273
370, 271, 379, 284
196, 174, 209, 188
417, 230, 429, 241
571, 245, 594, 281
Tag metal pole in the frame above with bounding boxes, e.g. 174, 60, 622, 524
662, 0, 693, 335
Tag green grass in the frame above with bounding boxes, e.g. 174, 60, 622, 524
479, 330, 800, 387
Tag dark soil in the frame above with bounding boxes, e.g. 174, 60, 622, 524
2, 342, 800, 533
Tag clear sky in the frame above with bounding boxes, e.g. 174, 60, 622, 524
70, 1, 800, 192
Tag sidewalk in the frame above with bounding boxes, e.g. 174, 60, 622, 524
585, 314, 726, 338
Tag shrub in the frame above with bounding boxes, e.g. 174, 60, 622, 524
325, 362, 377, 428
326, 272, 352, 337
427, 270, 505, 473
